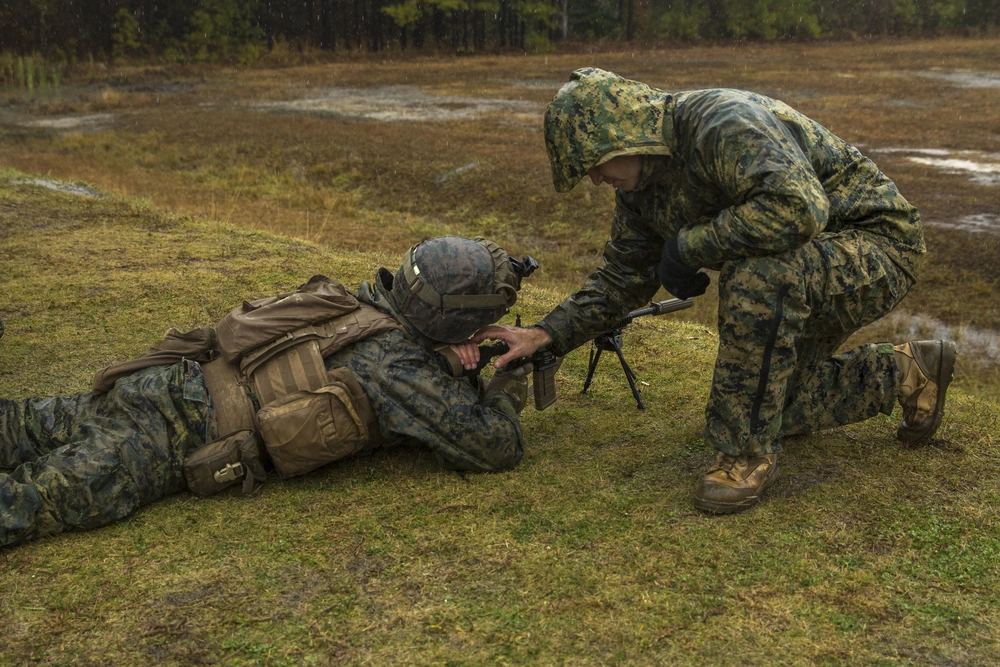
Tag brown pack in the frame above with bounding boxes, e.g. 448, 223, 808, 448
216, 275, 359, 364
205, 276, 397, 481
100, 275, 399, 494
93, 327, 218, 394
257, 366, 379, 478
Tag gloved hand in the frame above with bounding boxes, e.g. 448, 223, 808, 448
658, 237, 710, 300
485, 362, 534, 414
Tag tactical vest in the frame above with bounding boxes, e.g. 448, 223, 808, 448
199, 275, 402, 487
94, 275, 402, 496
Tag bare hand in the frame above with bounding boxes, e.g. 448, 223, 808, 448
449, 341, 482, 371
470, 325, 553, 369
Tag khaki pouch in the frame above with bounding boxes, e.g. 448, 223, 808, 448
257, 367, 371, 478
183, 429, 267, 497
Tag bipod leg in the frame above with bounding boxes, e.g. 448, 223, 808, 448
611, 341, 646, 410
581, 345, 603, 395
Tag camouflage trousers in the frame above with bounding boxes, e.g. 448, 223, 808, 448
707, 229, 912, 457
0, 361, 213, 548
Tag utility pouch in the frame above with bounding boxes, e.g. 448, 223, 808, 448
257, 366, 372, 478
183, 429, 267, 497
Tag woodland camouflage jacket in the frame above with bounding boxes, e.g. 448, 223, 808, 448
538, 68, 925, 356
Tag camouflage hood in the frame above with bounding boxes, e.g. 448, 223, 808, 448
544, 67, 677, 193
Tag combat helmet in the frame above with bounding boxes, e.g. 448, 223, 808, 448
390, 236, 531, 344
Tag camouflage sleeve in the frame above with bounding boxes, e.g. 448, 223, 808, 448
678, 96, 831, 268
328, 331, 524, 473
538, 198, 662, 357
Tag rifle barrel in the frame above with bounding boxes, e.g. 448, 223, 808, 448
625, 298, 693, 322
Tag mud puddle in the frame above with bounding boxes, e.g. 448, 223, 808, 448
17, 113, 117, 133
871, 147, 1000, 186
8, 178, 103, 197
870, 311, 1000, 368
250, 85, 541, 124
913, 70, 1000, 89
434, 161, 481, 184
509, 79, 563, 90
925, 213, 1000, 235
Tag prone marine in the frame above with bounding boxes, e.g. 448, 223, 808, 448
0, 236, 533, 548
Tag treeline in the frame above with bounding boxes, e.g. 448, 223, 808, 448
1, 0, 998, 64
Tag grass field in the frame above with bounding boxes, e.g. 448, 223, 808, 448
1, 38, 1000, 664
1, 171, 999, 665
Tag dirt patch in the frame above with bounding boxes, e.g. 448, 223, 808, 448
249, 85, 541, 124
765, 460, 843, 501
113, 82, 200, 95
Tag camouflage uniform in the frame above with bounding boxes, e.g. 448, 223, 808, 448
538, 68, 924, 457
0, 275, 522, 548
0, 361, 212, 547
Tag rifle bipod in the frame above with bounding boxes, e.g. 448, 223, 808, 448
581, 328, 647, 410
578, 297, 695, 410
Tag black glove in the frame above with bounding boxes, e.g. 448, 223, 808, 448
658, 237, 710, 300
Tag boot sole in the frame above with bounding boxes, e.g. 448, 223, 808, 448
692, 463, 779, 515
897, 341, 957, 445
692, 494, 762, 514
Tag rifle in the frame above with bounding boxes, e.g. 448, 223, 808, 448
466, 338, 560, 411
452, 298, 691, 411
436, 254, 561, 410
581, 298, 692, 410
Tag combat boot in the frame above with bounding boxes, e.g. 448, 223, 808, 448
894, 340, 957, 444
693, 452, 778, 514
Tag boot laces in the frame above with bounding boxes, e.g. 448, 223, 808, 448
707, 453, 741, 475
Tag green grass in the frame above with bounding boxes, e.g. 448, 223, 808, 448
2, 172, 1000, 665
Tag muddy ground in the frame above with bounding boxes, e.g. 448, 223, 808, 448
0, 38, 997, 391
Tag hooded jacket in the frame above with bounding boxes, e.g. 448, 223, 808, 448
538, 68, 925, 356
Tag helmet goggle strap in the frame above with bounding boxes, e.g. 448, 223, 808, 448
402, 245, 514, 311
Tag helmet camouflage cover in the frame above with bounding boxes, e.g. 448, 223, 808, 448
544, 67, 673, 193
391, 236, 520, 344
